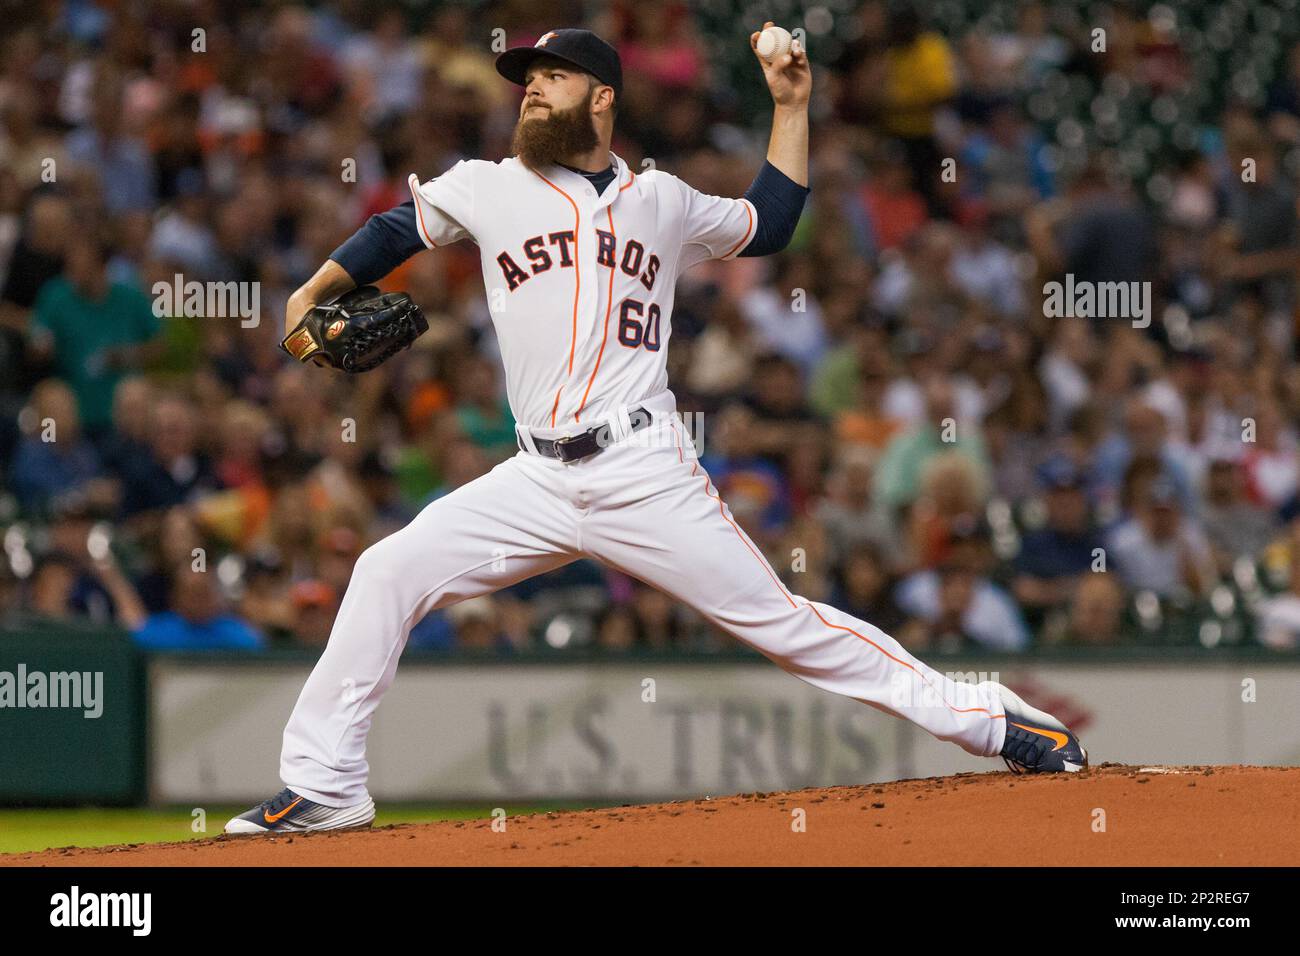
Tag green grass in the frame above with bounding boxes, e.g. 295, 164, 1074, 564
0, 804, 596, 855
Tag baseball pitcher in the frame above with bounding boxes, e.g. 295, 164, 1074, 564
228, 24, 1086, 834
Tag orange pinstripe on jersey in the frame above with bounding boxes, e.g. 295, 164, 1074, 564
530, 169, 582, 427
574, 204, 618, 423
573, 168, 639, 422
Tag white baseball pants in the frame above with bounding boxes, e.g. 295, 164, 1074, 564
280, 390, 1009, 805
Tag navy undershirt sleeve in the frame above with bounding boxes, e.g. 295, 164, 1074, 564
740, 161, 810, 257
329, 200, 425, 285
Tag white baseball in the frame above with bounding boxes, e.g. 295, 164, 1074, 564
756, 26, 792, 61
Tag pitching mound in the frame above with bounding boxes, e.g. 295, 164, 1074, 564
6, 765, 1298, 866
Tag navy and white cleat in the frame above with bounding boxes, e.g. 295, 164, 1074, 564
983, 682, 1089, 774
224, 788, 376, 835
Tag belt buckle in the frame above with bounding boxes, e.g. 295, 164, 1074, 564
553, 434, 587, 463
553, 412, 644, 462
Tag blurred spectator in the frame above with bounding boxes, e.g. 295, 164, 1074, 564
97, 376, 154, 476
699, 404, 792, 542
874, 374, 989, 515
1012, 457, 1103, 620
133, 564, 263, 650
881, 333, 984, 424
452, 353, 516, 463
1028, 160, 1157, 288
1093, 397, 1196, 516
9, 378, 105, 516
617, 4, 707, 93
427, 437, 491, 503
814, 446, 895, 569
629, 586, 687, 650
1256, 521, 1300, 650
118, 393, 218, 517
1266, 40, 1300, 144
315, 525, 362, 595
287, 579, 340, 649
64, 73, 157, 214
0, 193, 73, 401
861, 143, 929, 253
0, 93, 69, 192
907, 452, 988, 570
737, 258, 827, 375
237, 548, 295, 642
829, 541, 909, 635
420, 6, 511, 113
1239, 398, 1299, 510
21, 515, 145, 628
446, 595, 512, 653
1218, 127, 1297, 322
1038, 318, 1096, 434
983, 366, 1052, 502
596, 603, 639, 651
1201, 457, 1280, 575
958, 100, 1054, 219
27, 234, 163, 437
594, 584, 700, 651
358, 448, 417, 540
827, 340, 903, 453
25, 551, 88, 624
872, 5, 958, 211
149, 169, 219, 276
741, 353, 821, 465
131, 505, 207, 615
895, 530, 1029, 652
1059, 573, 1126, 646
684, 291, 759, 399
340, 9, 424, 122
949, 208, 1028, 316
1106, 476, 1217, 599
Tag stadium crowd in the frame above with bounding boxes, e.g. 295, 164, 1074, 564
2, 0, 1299, 655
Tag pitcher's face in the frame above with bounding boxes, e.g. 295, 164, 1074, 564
511, 61, 602, 169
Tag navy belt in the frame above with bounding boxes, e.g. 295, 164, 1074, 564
520, 406, 653, 462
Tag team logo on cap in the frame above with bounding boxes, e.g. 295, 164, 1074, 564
535, 31, 557, 47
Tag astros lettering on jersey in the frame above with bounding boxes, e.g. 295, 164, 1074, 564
407, 155, 755, 428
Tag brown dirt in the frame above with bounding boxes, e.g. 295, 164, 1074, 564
5, 765, 1298, 866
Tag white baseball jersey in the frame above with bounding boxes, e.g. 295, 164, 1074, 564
277, 152, 1017, 809
407, 151, 756, 429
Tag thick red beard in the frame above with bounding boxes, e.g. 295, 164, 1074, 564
511, 89, 600, 170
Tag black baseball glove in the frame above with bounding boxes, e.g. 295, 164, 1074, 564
280, 286, 428, 373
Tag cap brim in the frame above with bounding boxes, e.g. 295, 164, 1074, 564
495, 47, 583, 88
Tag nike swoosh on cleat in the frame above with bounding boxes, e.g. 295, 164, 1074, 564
1010, 721, 1070, 751
263, 796, 303, 824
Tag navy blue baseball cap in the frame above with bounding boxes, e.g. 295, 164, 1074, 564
495, 28, 623, 100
